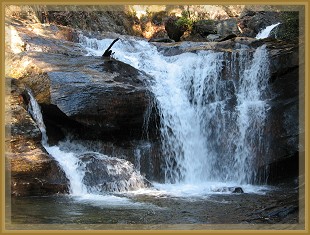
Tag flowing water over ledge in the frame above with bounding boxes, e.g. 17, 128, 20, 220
79, 35, 272, 185
9, 100, 300, 226
8, 28, 302, 228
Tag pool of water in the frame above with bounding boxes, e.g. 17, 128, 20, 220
7, 181, 302, 230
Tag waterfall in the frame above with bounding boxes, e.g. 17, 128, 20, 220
26, 90, 147, 196
27, 88, 48, 145
79, 35, 271, 186
256, 23, 281, 39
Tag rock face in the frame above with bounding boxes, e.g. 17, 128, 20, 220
6, 78, 69, 196
262, 44, 300, 183
20, 52, 153, 141
269, 12, 300, 43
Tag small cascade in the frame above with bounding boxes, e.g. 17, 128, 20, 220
256, 23, 281, 39
134, 149, 141, 173
26, 88, 48, 145
26, 90, 148, 196
79, 35, 272, 185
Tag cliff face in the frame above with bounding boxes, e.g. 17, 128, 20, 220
5, 6, 302, 196
6, 78, 69, 196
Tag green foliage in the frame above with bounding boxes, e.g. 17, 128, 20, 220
175, 10, 195, 31
181, 9, 190, 18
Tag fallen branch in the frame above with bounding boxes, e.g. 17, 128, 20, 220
102, 38, 120, 58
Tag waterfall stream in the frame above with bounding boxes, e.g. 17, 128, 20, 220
26, 35, 272, 198
78, 35, 272, 188
27, 89, 147, 201
256, 23, 281, 39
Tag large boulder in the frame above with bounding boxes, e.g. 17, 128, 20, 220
6, 21, 153, 140
216, 18, 240, 37
192, 19, 217, 37
77, 152, 150, 193
165, 16, 187, 42
18, 52, 153, 141
238, 11, 281, 37
6, 78, 69, 196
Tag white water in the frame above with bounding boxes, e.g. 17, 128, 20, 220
79, 35, 272, 193
127, 182, 270, 198
256, 22, 281, 39
27, 88, 48, 145
26, 34, 272, 198
26, 90, 148, 205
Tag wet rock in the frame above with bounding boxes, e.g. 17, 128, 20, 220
6, 78, 69, 196
250, 38, 300, 183
78, 152, 150, 192
260, 67, 300, 183
267, 205, 298, 218
211, 186, 244, 193
247, 38, 299, 77
245, 191, 299, 223
232, 187, 244, 193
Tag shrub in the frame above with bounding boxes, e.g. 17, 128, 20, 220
175, 10, 195, 31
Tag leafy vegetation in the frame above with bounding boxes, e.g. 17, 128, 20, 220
175, 10, 195, 31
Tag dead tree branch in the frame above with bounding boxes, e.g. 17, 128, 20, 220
102, 38, 120, 58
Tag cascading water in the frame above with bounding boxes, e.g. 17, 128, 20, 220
79, 35, 272, 187
256, 22, 281, 39
26, 89, 147, 197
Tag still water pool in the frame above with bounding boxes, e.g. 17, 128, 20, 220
7, 182, 301, 230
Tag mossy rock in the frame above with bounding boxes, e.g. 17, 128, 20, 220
270, 11, 299, 43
